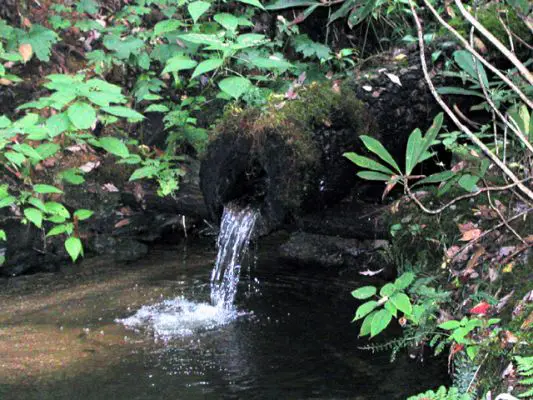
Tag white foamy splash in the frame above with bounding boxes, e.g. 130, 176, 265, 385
118, 297, 246, 341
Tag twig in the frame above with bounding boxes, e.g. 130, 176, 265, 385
467, 353, 488, 394
420, 0, 533, 110
454, 0, 533, 87
406, 177, 532, 215
408, 0, 533, 202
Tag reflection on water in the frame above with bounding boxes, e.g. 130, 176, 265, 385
0, 237, 449, 400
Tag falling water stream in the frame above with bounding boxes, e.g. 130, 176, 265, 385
118, 203, 258, 340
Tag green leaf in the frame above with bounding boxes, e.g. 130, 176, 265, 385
353, 301, 378, 321
60, 169, 85, 185
5, 151, 26, 166
413, 171, 455, 187
68, 102, 96, 130
65, 236, 83, 262
218, 76, 252, 99
191, 58, 223, 79
236, 0, 265, 9
380, 283, 396, 297
356, 171, 391, 181
101, 106, 145, 122
390, 293, 412, 315
74, 209, 93, 221
28, 197, 47, 212
360, 135, 401, 173
344, 152, 395, 175
144, 104, 169, 113
405, 128, 423, 176
419, 113, 443, 162
24, 207, 43, 228
292, 34, 331, 60
370, 309, 392, 337
129, 165, 158, 181
46, 113, 70, 137
437, 87, 484, 97
384, 301, 397, 317
153, 20, 184, 37
214, 13, 239, 31
438, 320, 461, 330
0, 195, 16, 208
0, 229, 6, 241
20, 25, 58, 62
46, 223, 71, 237
44, 202, 70, 218
162, 55, 198, 75
394, 272, 415, 290
266, 0, 318, 10
188, 1, 211, 23
359, 311, 376, 337
351, 286, 376, 299
454, 50, 489, 88
98, 137, 130, 158
458, 174, 480, 192
33, 184, 63, 194
36, 143, 60, 160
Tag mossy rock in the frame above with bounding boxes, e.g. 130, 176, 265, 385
200, 81, 378, 232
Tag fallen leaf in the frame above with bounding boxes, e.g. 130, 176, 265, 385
498, 246, 515, 258
461, 228, 482, 241
469, 301, 490, 315
520, 311, 533, 330
0, 78, 13, 86
79, 161, 100, 173
362, 85, 372, 92
501, 361, 515, 378
102, 183, 119, 192
19, 43, 33, 62
114, 219, 130, 228
502, 263, 514, 273
385, 72, 402, 86
458, 221, 476, 233
465, 246, 485, 273
359, 268, 384, 276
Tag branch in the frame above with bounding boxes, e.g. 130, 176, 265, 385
408, 0, 533, 202
420, 0, 533, 110
454, 0, 533, 87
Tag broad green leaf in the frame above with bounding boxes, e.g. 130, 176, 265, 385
413, 171, 454, 187
437, 87, 484, 97
379, 283, 396, 297
266, 0, 318, 10
351, 286, 376, 299
46, 223, 71, 237
353, 300, 378, 321
13, 143, 42, 162
28, 197, 47, 212
162, 55, 198, 75
36, 143, 60, 160
129, 165, 158, 181
370, 309, 392, 337
101, 106, 145, 122
249, 56, 293, 71
188, 1, 211, 23
60, 169, 85, 185
65, 236, 83, 262
0, 115, 12, 128
98, 137, 130, 158
438, 320, 461, 330
74, 209, 93, 221
405, 128, 423, 175
390, 293, 412, 315
0, 229, 6, 241
191, 58, 223, 79
144, 104, 170, 113
356, 171, 391, 181
33, 184, 63, 194
24, 207, 43, 228
454, 50, 489, 88
419, 113, 443, 161
45, 202, 70, 218
178, 33, 225, 47
218, 76, 252, 99
153, 20, 183, 37
5, 151, 26, 166
214, 13, 239, 31
394, 272, 415, 290
466, 345, 480, 361
508, 104, 531, 139
458, 174, 479, 192
0, 195, 16, 208
236, 0, 265, 9
359, 311, 376, 337
344, 152, 394, 175
46, 113, 70, 136
384, 300, 397, 317
68, 102, 96, 130
359, 135, 401, 173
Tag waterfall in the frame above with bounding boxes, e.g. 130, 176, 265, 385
117, 202, 258, 340
210, 203, 258, 309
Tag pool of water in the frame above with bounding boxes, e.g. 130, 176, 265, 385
0, 236, 448, 399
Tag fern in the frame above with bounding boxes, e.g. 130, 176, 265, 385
453, 356, 478, 395
407, 386, 471, 400
515, 356, 533, 398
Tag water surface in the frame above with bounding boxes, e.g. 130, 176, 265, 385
0, 237, 448, 399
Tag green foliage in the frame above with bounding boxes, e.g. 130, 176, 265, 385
515, 356, 533, 398
407, 386, 471, 400
352, 272, 415, 337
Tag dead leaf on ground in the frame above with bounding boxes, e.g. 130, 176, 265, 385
79, 161, 100, 173
114, 219, 130, 228
460, 228, 482, 242
102, 183, 119, 192
359, 268, 384, 276
18, 43, 33, 62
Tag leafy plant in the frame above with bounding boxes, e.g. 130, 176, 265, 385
515, 356, 533, 398
351, 272, 415, 337
407, 385, 471, 400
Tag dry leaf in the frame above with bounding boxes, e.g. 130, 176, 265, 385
461, 228, 482, 241
520, 311, 533, 330
362, 85, 372, 92
0, 78, 13, 86
18, 43, 33, 62
495, 291, 514, 313
79, 161, 100, 173
385, 72, 402, 86
359, 268, 384, 276
102, 183, 119, 192
458, 221, 476, 233
114, 219, 130, 228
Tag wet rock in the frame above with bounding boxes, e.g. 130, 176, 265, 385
279, 231, 390, 270
91, 235, 148, 262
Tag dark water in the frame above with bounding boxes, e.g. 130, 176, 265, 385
0, 238, 448, 399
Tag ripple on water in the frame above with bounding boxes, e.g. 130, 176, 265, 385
117, 297, 249, 341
